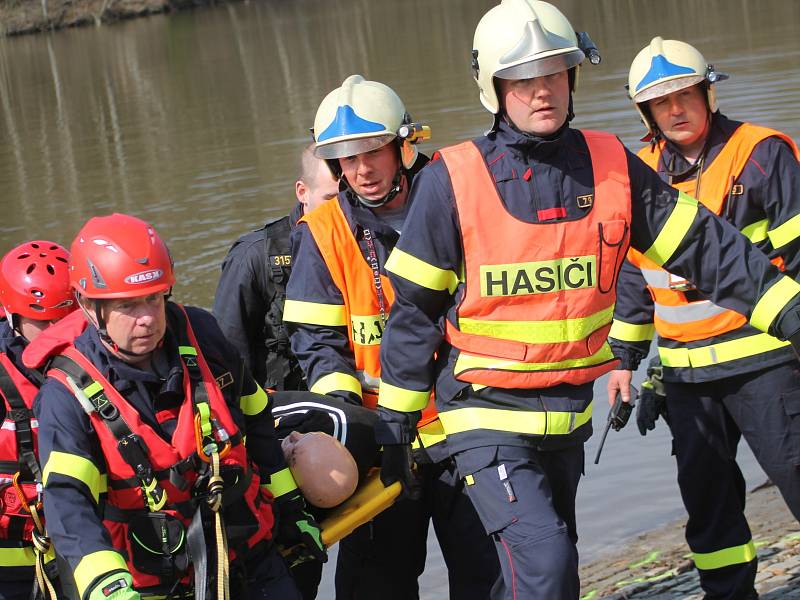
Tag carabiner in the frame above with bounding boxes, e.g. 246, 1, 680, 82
194, 413, 231, 463
12, 472, 42, 515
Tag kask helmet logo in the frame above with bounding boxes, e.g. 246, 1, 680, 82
124, 269, 164, 285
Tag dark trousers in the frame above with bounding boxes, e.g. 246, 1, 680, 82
665, 361, 800, 600
243, 542, 303, 599
452, 444, 584, 600
0, 579, 33, 600
335, 458, 498, 600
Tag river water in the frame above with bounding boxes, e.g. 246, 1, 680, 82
1, 0, 799, 596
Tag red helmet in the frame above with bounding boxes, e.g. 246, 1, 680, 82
0, 241, 76, 321
70, 214, 175, 299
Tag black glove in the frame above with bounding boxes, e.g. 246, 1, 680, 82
374, 406, 421, 500
636, 359, 668, 436
275, 492, 327, 567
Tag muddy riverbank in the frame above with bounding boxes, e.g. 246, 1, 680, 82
0, 0, 239, 36
580, 482, 800, 599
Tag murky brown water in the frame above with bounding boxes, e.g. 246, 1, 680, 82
1, 0, 798, 595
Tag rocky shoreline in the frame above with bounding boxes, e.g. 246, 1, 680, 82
581, 482, 800, 599
0, 0, 238, 37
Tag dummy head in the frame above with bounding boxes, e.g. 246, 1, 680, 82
282, 431, 358, 508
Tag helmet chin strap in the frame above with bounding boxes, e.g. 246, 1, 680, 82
345, 169, 404, 209
4, 308, 25, 341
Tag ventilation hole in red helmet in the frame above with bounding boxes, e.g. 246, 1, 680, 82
17, 253, 30, 260
56, 256, 67, 263
39, 253, 47, 258
49, 245, 58, 250
30, 289, 44, 298
47, 264, 55, 275
28, 303, 45, 312
26, 264, 36, 274
31, 243, 39, 249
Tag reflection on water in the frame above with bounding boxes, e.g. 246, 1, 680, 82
0, 0, 798, 591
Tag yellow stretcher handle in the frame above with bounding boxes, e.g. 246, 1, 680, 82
320, 468, 402, 547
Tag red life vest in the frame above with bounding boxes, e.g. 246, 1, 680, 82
44, 304, 274, 593
0, 350, 42, 568
440, 131, 631, 389
301, 199, 439, 427
630, 123, 800, 346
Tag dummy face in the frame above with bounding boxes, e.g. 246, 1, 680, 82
338, 143, 407, 210
497, 70, 570, 136
296, 161, 339, 214
281, 431, 358, 508
647, 84, 710, 158
88, 293, 167, 364
17, 316, 54, 342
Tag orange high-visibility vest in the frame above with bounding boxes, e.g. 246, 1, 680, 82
302, 200, 438, 425
440, 130, 631, 389
630, 124, 800, 342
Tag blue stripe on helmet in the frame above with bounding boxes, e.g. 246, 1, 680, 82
636, 54, 696, 93
317, 105, 385, 142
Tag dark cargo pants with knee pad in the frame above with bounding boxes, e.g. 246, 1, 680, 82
453, 443, 584, 600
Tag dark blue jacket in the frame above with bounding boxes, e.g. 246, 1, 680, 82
378, 119, 797, 453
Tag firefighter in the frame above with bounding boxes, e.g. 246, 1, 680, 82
0, 241, 76, 600
213, 143, 339, 391
373, 1, 800, 598
29, 214, 325, 600
283, 74, 499, 599
607, 37, 800, 599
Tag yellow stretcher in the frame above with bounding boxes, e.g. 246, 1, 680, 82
320, 469, 402, 547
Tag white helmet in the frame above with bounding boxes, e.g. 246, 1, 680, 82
472, 0, 599, 115
628, 37, 728, 135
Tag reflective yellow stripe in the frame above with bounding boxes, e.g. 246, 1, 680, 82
741, 219, 769, 244
283, 299, 348, 327
439, 403, 592, 436
351, 314, 385, 346
386, 248, 460, 293
454, 343, 614, 374
83, 381, 103, 397
310, 372, 362, 398
413, 418, 447, 449
0, 546, 36, 567
609, 319, 655, 342
464, 474, 475, 485
644, 191, 698, 266
658, 332, 790, 368
693, 539, 756, 570
43, 451, 105, 503
378, 381, 430, 412
750, 277, 800, 332
769, 213, 800, 249
459, 306, 614, 344
74, 550, 128, 598
178, 345, 197, 356
264, 467, 297, 499
240, 385, 269, 416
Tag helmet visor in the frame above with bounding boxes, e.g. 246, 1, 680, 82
495, 48, 584, 81
634, 75, 705, 103
314, 134, 395, 160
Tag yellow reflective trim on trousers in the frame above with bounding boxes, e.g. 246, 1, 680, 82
609, 319, 655, 342
74, 550, 128, 598
240, 385, 269, 416
750, 277, 800, 332
644, 191, 699, 266
264, 467, 297, 499
454, 343, 614, 373
414, 419, 447, 449
283, 299, 348, 327
310, 372, 362, 398
386, 248, 460, 293
458, 305, 614, 344
439, 403, 593, 436
378, 380, 430, 412
741, 219, 769, 244
692, 539, 756, 570
43, 451, 105, 503
768, 213, 800, 249
658, 332, 790, 368
0, 546, 37, 567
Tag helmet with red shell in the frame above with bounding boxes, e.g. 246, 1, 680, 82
69, 213, 175, 300
0, 241, 76, 321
